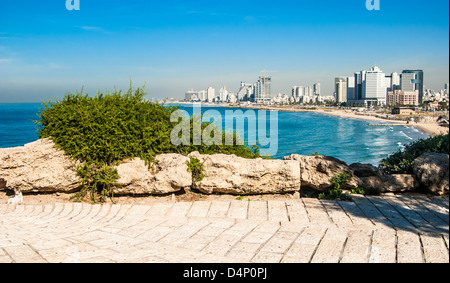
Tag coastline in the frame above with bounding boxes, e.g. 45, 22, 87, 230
224, 104, 449, 137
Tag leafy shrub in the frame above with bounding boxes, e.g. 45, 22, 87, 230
379, 134, 449, 174
187, 157, 204, 183
35, 85, 261, 202
318, 173, 352, 201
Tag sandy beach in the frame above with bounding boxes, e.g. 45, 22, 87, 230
317, 109, 448, 137
315, 109, 448, 136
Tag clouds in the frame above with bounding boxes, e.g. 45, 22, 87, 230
0, 58, 12, 64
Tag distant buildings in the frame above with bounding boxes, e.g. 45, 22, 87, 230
237, 82, 255, 102
207, 87, 215, 102
185, 86, 234, 103
401, 70, 424, 104
182, 66, 445, 108
255, 76, 272, 104
344, 65, 426, 108
346, 77, 355, 101
387, 90, 419, 106
335, 77, 347, 104
363, 65, 388, 106
313, 83, 321, 96
185, 89, 199, 101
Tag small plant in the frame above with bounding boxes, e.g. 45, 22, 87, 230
351, 186, 365, 195
236, 195, 244, 200
187, 157, 204, 183
330, 172, 351, 191
319, 172, 352, 201
72, 163, 119, 203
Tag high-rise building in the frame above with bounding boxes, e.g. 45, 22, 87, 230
401, 70, 424, 104
445, 83, 449, 95
335, 77, 347, 104
237, 82, 254, 101
207, 87, 215, 102
185, 89, 199, 101
363, 65, 387, 106
313, 83, 321, 95
219, 86, 229, 102
255, 76, 272, 104
292, 86, 299, 98
346, 77, 356, 102
391, 72, 400, 90
354, 70, 366, 101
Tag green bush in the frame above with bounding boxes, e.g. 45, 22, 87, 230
318, 172, 352, 201
187, 157, 204, 183
35, 85, 261, 202
379, 134, 449, 174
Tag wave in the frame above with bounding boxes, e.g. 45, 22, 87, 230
399, 131, 414, 140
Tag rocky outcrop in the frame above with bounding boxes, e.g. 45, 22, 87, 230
0, 139, 81, 193
2, 139, 448, 199
283, 154, 361, 191
115, 154, 192, 195
0, 178, 6, 189
413, 153, 449, 196
360, 174, 418, 193
189, 152, 301, 195
349, 163, 382, 178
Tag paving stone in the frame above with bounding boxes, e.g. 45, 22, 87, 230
310, 227, 348, 263
396, 231, 424, 263
0, 195, 448, 263
340, 229, 372, 263
285, 199, 309, 223
420, 234, 449, 263
248, 201, 268, 221
207, 201, 231, 218
282, 226, 327, 263
369, 228, 397, 263
227, 200, 248, 219
268, 201, 289, 222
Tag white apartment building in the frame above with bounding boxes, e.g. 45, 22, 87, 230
335, 77, 347, 104
207, 87, 215, 102
363, 65, 387, 106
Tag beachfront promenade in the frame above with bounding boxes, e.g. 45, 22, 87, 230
0, 195, 448, 263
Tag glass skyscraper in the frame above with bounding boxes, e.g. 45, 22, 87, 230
401, 70, 424, 104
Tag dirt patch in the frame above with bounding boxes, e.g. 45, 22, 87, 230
0, 188, 297, 205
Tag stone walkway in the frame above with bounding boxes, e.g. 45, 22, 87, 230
0, 194, 448, 263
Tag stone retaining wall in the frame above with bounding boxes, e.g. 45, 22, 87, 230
1, 139, 448, 197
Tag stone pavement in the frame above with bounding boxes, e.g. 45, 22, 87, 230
0, 194, 448, 263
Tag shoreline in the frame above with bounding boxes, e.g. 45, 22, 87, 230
224, 104, 449, 137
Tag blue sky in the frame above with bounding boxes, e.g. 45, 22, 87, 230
0, 0, 448, 102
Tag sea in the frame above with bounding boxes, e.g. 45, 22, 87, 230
0, 103, 430, 166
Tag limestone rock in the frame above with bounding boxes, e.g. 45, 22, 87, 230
189, 152, 301, 195
349, 163, 382, 177
0, 139, 81, 193
115, 154, 192, 195
0, 178, 6, 189
360, 174, 418, 193
413, 153, 449, 196
283, 154, 361, 191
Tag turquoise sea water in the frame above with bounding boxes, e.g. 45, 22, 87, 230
0, 103, 429, 166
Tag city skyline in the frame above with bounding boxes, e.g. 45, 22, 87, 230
0, 0, 449, 103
